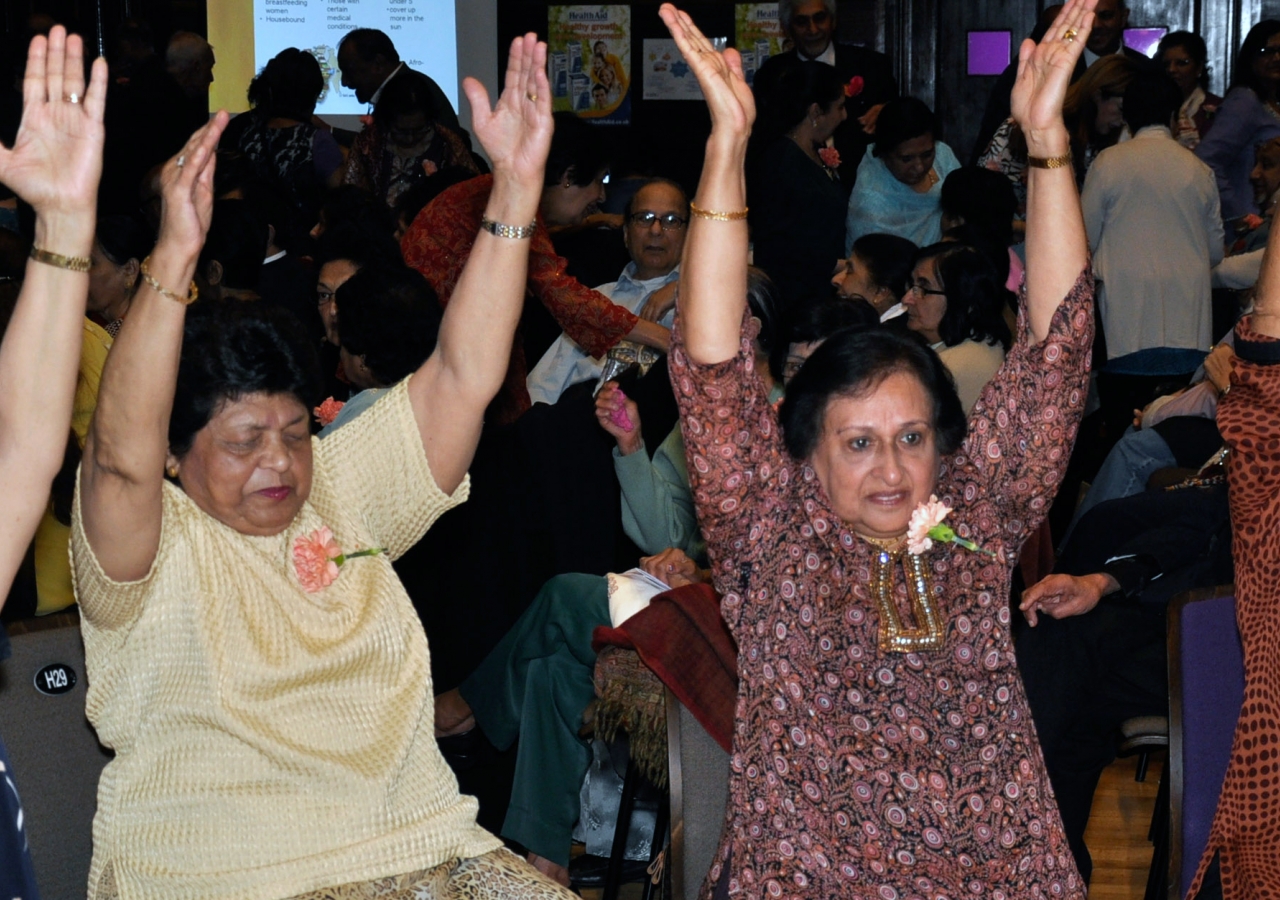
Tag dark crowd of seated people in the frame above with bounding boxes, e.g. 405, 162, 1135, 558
1, 1, 1280, 899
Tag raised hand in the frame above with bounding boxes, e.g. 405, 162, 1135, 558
155, 112, 230, 262
595, 381, 642, 455
1011, 0, 1096, 147
464, 34, 551, 187
0, 27, 107, 222
659, 4, 754, 141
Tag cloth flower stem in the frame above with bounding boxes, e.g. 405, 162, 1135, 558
927, 524, 996, 557
334, 548, 384, 565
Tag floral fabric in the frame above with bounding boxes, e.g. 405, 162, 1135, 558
669, 270, 1095, 899
401, 175, 639, 424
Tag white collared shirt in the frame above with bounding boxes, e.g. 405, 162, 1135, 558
798, 42, 837, 67
369, 61, 405, 108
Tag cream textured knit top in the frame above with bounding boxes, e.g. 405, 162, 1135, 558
71, 379, 501, 900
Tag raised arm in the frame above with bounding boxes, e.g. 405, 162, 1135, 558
0, 28, 107, 602
407, 35, 551, 493
658, 4, 754, 365
1012, 0, 1095, 342
80, 115, 228, 581
1249, 180, 1280, 340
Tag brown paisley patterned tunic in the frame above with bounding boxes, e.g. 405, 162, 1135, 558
669, 270, 1094, 900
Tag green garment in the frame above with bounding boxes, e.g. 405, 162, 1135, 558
612, 425, 704, 563
459, 574, 608, 868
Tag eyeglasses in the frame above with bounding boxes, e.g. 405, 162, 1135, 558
907, 280, 946, 297
791, 11, 831, 29
1259, 45, 1280, 58
628, 211, 688, 231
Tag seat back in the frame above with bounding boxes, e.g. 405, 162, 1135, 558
665, 688, 729, 900
0, 623, 111, 900
1167, 586, 1242, 899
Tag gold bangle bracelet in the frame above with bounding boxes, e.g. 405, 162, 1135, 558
29, 246, 90, 272
139, 256, 199, 305
1026, 151, 1074, 170
689, 202, 749, 222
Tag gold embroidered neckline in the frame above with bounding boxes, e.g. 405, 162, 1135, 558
860, 535, 945, 653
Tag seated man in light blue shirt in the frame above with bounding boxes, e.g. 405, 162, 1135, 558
526, 178, 688, 405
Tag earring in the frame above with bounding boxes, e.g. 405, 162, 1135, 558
166, 465, 179, 479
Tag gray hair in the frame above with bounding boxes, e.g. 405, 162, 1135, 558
165, 31, 210, 68
778, 0, 837, 32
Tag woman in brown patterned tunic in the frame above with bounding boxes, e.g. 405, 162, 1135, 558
658, 2, 1099, 897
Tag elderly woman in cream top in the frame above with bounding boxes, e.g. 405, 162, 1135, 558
72, 35, 580, 900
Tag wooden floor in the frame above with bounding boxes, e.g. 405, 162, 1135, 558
1085, 754, 1166, 900
582, 754, 1166, 900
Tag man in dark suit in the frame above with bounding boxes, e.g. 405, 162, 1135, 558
337, 28, 462, 135
971, 0, 1151, 162
751, 0, 897, 188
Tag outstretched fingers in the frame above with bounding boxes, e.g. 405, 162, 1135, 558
61, 32, 85, 105
44, 27, 67, 111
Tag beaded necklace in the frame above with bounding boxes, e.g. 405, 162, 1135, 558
860, 534, 944, 653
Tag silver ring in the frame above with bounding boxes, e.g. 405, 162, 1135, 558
65, 92, 79, 104
176, 155, 186, 169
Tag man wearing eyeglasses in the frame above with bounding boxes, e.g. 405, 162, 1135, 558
751, 0, 898, 189
527, 178, 687, 406
1074, 0, 1153, 76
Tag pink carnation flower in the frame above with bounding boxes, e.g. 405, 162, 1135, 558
314, 397, 345, 426
907, 495, 952, 556
293, 526, 342, 592
818, 147, 842, 169
844, 76, 864, 98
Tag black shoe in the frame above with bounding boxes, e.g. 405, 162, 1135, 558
568, 853, 651, 888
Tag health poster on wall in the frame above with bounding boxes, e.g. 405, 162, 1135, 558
641, 38, 703, 101
735, 3, 787, 86
549, 6, 632, 124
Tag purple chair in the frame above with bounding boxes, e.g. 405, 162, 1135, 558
1167, 585, 1243, 899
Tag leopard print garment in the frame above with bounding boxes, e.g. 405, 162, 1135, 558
95, 849, 576, 900
1189, 317, 1280, 899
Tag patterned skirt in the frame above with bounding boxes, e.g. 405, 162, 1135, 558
96, 848, 575, 900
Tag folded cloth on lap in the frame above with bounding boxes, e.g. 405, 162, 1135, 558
593, 584, 737, 752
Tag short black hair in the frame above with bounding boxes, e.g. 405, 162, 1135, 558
247, 48, 324, 121
757, 59, 846, 142
339, 28, 398, 65
394, 167, 478, 229
315, 217, 404, 270
770, 297, 879, 383
96, 214, 153, 267
913, 241, 1012, 350
200, 200, 268, 290
850, 233, 918, 302
335, 266, 442, 385
1157, 30, 1210, 90
1122, 70, 1183, 133
779, 326, 967, 460
315, 184, 397, 243
940, 167, 1017, 248
546, 112, 610, 187
170, 301, 323, 457
873, 97, 938, 157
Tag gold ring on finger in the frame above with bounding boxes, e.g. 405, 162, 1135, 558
1063, 28, 1078, 42
527, 92, 537, 102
